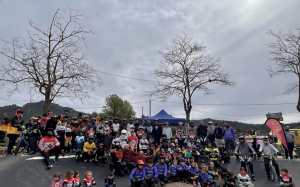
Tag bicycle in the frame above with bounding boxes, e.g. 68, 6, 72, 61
238, 154, 255, 180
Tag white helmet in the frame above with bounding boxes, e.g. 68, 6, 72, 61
121, 129, 127, 134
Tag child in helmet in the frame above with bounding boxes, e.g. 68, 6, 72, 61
144, 158, 158, 187
236, 167, 254, 187
50, 173, 63, 187
63, 171, 74, 187
279, 168, 294, 187
169, 158, 178, 182
73, 171, 81, 187
189, 161, 200, 186
129, 160, 145, 187
82, 170, 96, 187
154, 157, 168, 185
176, 158, 188, 181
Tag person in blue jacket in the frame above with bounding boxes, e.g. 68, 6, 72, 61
154, 157, 168, 185
176, 158, 188, 181
169, 159, 178, 182
129, 160, 145, 187
189, 161, 200, 185
144, 158, 158, 187
198, 163, 215, 186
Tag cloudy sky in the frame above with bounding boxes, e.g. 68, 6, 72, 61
0, 0, 300, 124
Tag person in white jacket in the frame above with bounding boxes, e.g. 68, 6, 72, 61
259, 137, 280, 181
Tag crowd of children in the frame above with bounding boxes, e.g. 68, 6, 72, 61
0, 110, 296, 187
50, 170, 96, 187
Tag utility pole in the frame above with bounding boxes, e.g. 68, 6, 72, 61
142, 107, 144, 117
149, 99, 152, 117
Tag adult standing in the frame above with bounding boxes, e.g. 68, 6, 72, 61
7, 109, 24, 154
197, 123, 207, 144
214, 125, 225, 149
162, 124, 172, 140
284, 127, 295, 160
152, 123, 162, 146
112, 119, 120, 137
224, 125, 236, 153
207, 121, 216, 145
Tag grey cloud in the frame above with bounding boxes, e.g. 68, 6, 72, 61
0, 0, 300, 123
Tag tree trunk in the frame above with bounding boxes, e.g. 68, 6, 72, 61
43, 89, 51, 114
185, 110, 191, 123
297, 76, 300, 112
185, 109, 191, 135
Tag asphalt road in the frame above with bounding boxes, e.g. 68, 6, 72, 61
0, 155, 299, 187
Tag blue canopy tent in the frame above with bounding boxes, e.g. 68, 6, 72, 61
143, 109, 185, 125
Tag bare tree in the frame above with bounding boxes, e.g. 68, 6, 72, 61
0, 10, 96, 113
155, 35, 232, 123
269, 29, 300, 112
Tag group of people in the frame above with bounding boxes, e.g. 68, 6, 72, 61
50, 170, 96, 187
0, 109, 296, 187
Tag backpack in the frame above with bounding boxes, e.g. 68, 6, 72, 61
215, 127, 224, 139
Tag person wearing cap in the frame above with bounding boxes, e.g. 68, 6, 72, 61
154, 157, 168, 185
129, 160, 145, 187
144, 158, 158, 186
38, 130, 60, 169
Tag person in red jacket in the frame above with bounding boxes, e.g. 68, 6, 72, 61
38, 130, 60, 169
82, 170, 96, 187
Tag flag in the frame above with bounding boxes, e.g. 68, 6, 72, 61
265, 118, 288, 149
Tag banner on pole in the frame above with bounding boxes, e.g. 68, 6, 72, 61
265, 118, 288, 149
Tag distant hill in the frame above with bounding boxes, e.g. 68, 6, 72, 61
192, 118, 300, 134
1, 102, 300, 131
0, 101, 82, 121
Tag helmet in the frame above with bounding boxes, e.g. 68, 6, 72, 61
46, 130, 55, 136
263, 137, 269, 142
121, 129, 127, 134
137, 160, 144, 165
16, 109, 24, 114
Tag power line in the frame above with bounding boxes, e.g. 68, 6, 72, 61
98, 71, 155, 82
152, 100, 296, 107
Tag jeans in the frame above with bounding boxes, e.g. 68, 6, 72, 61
7, 134, 19, 154
284, 142, 294, 159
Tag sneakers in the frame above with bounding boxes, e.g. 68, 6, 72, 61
47, 164, 53, 169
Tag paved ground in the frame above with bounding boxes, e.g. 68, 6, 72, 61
0, 155, 299, 187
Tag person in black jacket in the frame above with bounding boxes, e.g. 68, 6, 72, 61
152, 123, 162, 146
7, 109, 24, 154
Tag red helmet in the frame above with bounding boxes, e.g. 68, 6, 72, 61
136, 160, 144, 165
16, 109, 24, 114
